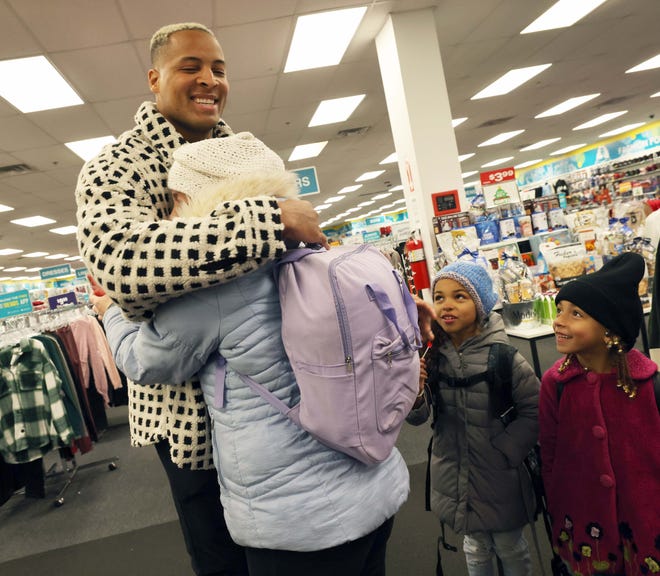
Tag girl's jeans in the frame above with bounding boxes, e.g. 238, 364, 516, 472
463, 528, 532, 576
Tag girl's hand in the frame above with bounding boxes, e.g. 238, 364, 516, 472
414, 295, 437, 342
90, 293, 115, 321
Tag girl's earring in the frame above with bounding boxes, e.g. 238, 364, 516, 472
604, 332, 623, 353
559, 353, 574, 373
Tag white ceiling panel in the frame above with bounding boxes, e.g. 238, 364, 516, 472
9, 0, 129, 51
26, 105, 110, 143
213, 0, 297, 26
0, 0, 658, 272
119, 0, 213, 39
53, 44, 148, 102
0, 116, 58, 152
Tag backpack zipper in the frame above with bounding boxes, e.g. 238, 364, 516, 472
329, 244, 371, 373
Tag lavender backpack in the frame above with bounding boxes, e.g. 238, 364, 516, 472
218, 244, 422, 466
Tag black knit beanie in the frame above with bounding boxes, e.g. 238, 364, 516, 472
555, 252, 645, 351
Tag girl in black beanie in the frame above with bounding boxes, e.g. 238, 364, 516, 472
539, 252, 660, 576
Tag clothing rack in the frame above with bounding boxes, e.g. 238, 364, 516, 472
0, 303, 121, 507
47, 452, 118, 507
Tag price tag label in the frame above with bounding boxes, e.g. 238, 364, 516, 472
47, 291, 77, 310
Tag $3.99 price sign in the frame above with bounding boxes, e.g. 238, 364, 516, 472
480, 166, 520, 208
480, 166, 516, 186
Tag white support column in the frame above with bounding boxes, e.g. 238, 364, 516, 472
376, 8, 465, 296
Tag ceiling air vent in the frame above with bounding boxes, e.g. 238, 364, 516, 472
477, 116, 515, 128
0, 163, 32, 177
337, 126, 370, 137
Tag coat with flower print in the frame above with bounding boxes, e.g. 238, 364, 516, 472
539, 350, 660, 576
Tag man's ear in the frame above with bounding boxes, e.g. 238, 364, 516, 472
148, 68, 160, 95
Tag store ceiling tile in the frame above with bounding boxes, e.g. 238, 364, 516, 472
0, 0, 658, 273
52, 45, 148, 103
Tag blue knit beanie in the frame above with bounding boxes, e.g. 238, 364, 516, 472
432, 261, 498, 322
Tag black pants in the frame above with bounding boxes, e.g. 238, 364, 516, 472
155, 440, 248, 576
244, 516, 395, 576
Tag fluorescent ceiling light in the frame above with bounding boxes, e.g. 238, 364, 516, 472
550, 143, 586, 156
24, 252, 49, 258
0, 249, 23, 256
315, 203, 331, 211
0, 204, 14, 212
45, 253, 69, 260
372, 192, 392, 200
521, 0, 609, 34
573, 111, 627, 130
520, 138, 561, 151
389, 185, 404, 192
515, 159, 543, 169
598, 122, 647, 138
50, 225, 78, 235
358, 200, 375, 207
345, 207, 360, 214
288, 141, 328, 162
626, 53, 660, 73
64, 255, 83, 261
478, 130, 525, 147
355, 170, 385, 182
308, 94, 365, 127
338, 185, 362, 194
66, 136, 117, 162
652, 91, 660, 98
325, 196, 344, 203
25, 267, 41, 272
4, 266, 26, 272
471, 64, 551, 99
284, 7, 367, 72
458, 153, 475, 162
380, 153, 397, 164
535, 93, 600, 118
452, 117, 468, 128
481, 157, 515, 168
462, 171, 478, 178
11, 216, 56, 227
0, 55, 83, 113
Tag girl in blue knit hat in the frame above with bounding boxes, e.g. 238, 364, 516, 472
408, 260, 539, 576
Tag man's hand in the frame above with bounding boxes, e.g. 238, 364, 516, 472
414, 295, 437, 343
278, 198, 329, 249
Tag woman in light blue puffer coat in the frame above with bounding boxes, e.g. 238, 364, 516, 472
97, 133, 409, 576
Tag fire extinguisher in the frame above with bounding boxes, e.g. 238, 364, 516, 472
404, 236, 430, 294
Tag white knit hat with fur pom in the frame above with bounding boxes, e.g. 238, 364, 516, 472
168, 132, 286, 197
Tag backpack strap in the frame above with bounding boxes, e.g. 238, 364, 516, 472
215, 354, 296, 422
487, 343, 517, 420
437, 371, 489, 389
366, 277, 421, 350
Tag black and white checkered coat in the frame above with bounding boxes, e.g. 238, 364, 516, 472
75, 101, 288, 468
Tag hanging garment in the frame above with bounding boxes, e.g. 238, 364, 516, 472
33, 334, 92, 454
0, 338, 75, 464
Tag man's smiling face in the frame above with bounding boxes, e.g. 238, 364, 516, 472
148, 29, 228, 143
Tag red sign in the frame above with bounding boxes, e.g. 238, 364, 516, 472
480, 166, 516, 186
431, 190, 461, 217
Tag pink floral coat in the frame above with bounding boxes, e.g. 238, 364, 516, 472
540, 350, 660, 576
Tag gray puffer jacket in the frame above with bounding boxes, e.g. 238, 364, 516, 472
408, 313, 539, 534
